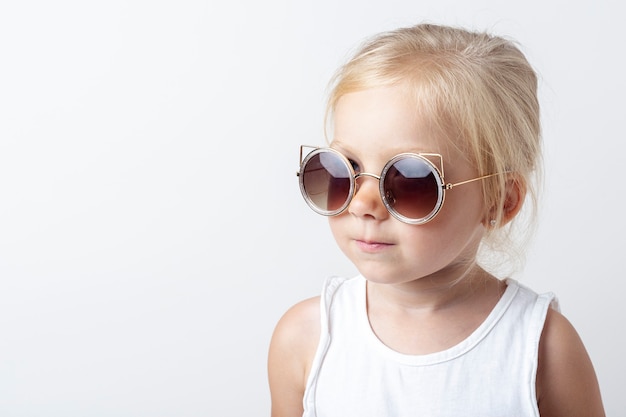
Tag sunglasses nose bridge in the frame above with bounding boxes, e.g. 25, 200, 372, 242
352, 172, 382, 195
348, 171, 390, 220
354, 172, 381, 181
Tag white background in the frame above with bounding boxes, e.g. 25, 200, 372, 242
0, 0, 623, 415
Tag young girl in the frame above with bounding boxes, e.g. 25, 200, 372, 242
268, 23, 605, 417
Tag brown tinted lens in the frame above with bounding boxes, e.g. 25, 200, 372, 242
383, 157, 440, 220
302, 151, 352, 213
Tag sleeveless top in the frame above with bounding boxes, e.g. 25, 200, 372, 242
302, 275, 558, 417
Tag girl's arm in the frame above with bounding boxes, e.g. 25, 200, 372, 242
268, 296, 320, 417
536, 308, 605, 417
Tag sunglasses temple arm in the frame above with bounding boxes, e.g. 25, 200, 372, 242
444, 172, 503, 190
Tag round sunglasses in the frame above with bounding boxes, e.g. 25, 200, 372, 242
297, 146, 502, 225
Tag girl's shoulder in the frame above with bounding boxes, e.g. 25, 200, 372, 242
536, 308, 605, 417
270, 295, 321, 370
268, 296, 321, 416
272, 295, 321, 345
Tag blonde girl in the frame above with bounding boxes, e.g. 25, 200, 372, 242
269, 23, 604, 417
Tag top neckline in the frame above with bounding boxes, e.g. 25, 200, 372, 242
356, 276, 520, 366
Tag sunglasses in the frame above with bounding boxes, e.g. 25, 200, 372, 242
297, 146, 502, 225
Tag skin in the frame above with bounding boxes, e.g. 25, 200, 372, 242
268, 86, 605, 417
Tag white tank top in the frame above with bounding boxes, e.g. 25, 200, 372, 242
303, 275, 558, 417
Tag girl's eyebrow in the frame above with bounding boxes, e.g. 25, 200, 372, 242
328, 139, 343, 148
328, 139, 352, 155
331, 139, 436, 157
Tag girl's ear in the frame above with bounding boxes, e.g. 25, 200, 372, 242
484, 176, 526, 227
501, 176, 526, 225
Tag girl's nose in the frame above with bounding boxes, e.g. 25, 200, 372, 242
347, 175, 389, 221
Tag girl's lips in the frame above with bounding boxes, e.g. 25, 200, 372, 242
355, 239, 393, 253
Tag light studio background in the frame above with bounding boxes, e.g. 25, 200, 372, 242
0, 0, 623, 415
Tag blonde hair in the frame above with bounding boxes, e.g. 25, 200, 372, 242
326, 23, 542, 275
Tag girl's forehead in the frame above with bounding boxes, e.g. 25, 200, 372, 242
332, 88, 456, 155
330, 85, 480, 171
336, 88, 429, 126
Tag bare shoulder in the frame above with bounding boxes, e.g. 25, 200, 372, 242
536, 307, 605, 417
268, 296, 321, 417
270, 296, 321, 363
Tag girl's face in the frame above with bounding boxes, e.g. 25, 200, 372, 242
329, 85, 488, 287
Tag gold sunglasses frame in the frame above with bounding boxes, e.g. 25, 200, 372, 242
297, 145, 501, 225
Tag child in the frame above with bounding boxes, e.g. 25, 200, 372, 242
268, 23, 605, 417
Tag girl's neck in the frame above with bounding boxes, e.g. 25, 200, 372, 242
365, 265, 507, 355
366, 265, 503, 313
